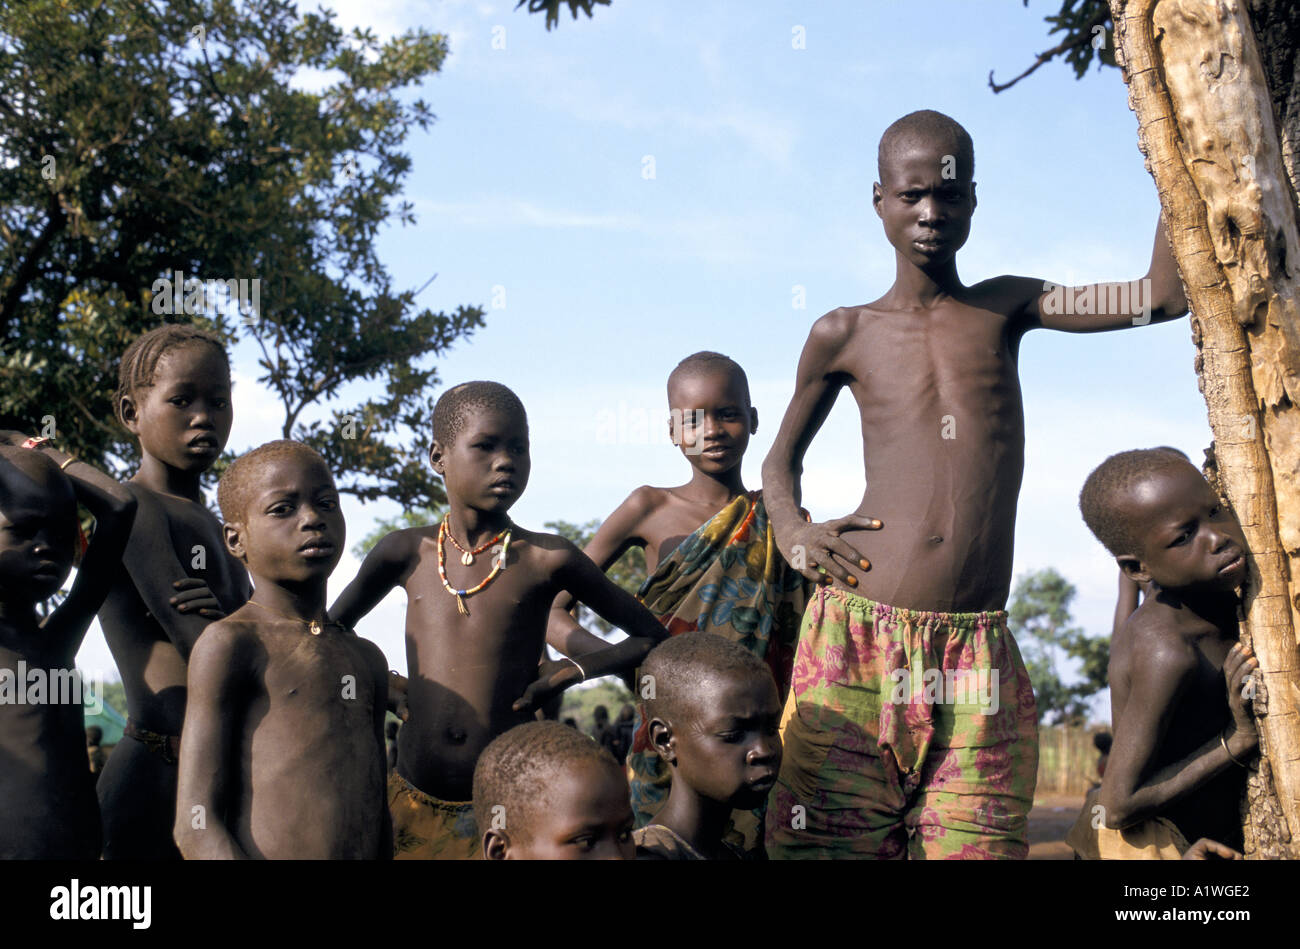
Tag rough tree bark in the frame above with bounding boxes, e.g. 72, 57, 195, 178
1110, 0, 1300, 858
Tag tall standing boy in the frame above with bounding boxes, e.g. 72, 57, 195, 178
762, 110, 1188, 858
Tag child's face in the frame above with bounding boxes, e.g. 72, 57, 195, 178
658, 670, 782, 810
432, 407, 530, 514
873, 139, 975, 269
505, 759, 634, 860
225, 456, 344, 585
1122, 464, 1248, 593
667, 370, 756, 476
124, 343, 233, 473
0, 463, 76, 604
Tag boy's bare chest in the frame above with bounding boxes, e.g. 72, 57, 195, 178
402, 552, 552, 655
260, 634, 376, 709
848, 307, 1020, 404
0, 644, 84, 753
643, 496, 725, 567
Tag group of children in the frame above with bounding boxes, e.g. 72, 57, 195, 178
0, 110, 1260, 860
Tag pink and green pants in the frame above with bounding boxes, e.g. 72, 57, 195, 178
766, 586, 1038, 859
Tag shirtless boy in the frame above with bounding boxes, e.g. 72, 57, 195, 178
331, 381, 667, 859
635, 632, 782, 860
473, 720, 635, 860
99, 325, 250, 859
547, 352, 807, 850
0, 436, 136, 858
762, 110, 1188, 859
175, 440, 390, 859
1077, 447, 1257, 853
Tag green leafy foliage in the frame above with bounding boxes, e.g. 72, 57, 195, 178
990, 0, 1115, 92
516, 0, 611, 31
1008, 567, 1110, 725
0, 1, 482, 508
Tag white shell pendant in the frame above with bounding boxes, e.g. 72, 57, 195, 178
461, 551, 474, 566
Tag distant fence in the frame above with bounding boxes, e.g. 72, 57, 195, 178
1036, 724, 1106, 795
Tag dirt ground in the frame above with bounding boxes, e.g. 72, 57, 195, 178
1028, 792, 1087, 860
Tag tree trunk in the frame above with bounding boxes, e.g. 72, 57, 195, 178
1110, 0, 1300, 858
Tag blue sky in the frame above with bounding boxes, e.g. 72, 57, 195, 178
76, 1, 1213, 724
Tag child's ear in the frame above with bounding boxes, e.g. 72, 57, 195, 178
748, 407, 758, 435
223, 523, 247, 562
872, 181, 884, 216
1117, 555, 1150, 585
969, 180, 978, 212
649, 717, 676, 765
665, 413, 678, 447
118, 395, 140, 433
482, 829, 510, 861
428, 441, 446, 474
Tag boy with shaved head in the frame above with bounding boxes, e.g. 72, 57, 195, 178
762, 109, 1189, 858
1064, 448, 1257, 858
473, 721, 635, 859
332, 381, 667, 859
175, 440, 391, 859
548, 351, 810, 854
635, 632, 782, 859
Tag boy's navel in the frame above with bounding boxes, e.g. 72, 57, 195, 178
928, 535, 944, 545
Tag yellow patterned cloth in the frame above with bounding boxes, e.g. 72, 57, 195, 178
1066, 787, 1188, 859
388, 772, 480, 860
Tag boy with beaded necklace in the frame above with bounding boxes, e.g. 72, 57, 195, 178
331, 381, 668, 859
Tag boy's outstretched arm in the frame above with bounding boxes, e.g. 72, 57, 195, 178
174, 624, 250, 859
516, 545, 670, 713
35, 448, 136, 660
1100, 641, 1258, 829
330, 530, 415, 629
546, 489, 654, 656
762, 309, 881, 586
1017, 213, 1188, 333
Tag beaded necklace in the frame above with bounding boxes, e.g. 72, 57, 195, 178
443, 523, 510, 566
438, 518, 512, 615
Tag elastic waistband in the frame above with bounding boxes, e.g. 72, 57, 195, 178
820, 584, 1008, 631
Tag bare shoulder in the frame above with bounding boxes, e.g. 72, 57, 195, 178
809, 306, 864, 346
187, 614, 263, 683
509, 525, 588, 580
371, 525, 432, 566
348, 632, 391, 677
1126, 605, 1199, 681
619, 484, 673, 522
967, 275, 1049, 319
512, 525, 581, 560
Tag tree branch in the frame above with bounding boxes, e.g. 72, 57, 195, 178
989, 6, 1111, 93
